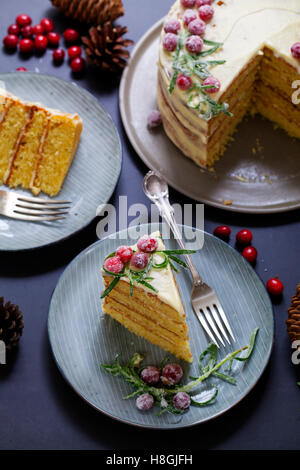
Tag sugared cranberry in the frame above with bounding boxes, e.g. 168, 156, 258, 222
8, 24, 20, 35
141, 366, 161, 385
186, 35, 203, 54
130, 252, 149, 271
3, 34, 18, 50
291, 43, 300, 59
16, 66, 27, 71
213, 225, 231, 240
16, 14, 32, 27
19, 38, 34, 54
21, 25, 33, 38
52, 48, 65, 64
32, 24, 44, 36
163, 33, 178, 52
196, 0, 212, 6
164, 19, 181, 34
266, 278, 284, 296
161, 363, 183, 386
236, 229, 253, 246
181, 0, 196, 7
70, 56, 85, 73
188, 18, 206, 36
47, 32, 60, 47
34, 35, 48, 52
115, 246, 133, 264
136, 393, 154, 411
68, 45, 82, 59
63, 28, 80, 44
173, 392, 191, 410
147, 110, 162, 128
176, 73, 192, 91
242, 246, 257, 264
137, 235, 158, 253
183, 9, 197, 26
203, 76, 221, 93
40, 18, 54, 33
199, 5, 214, 21
104, 256, 124, 274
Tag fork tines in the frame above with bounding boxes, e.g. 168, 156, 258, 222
12, 194, 71, 222
197, 302, 235, 348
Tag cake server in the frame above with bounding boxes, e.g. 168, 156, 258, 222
0, 189, 70, 222
143, 170, 235, 348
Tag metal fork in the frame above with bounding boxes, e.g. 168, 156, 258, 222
0, 189, 71, 222
143, 170, 235, 348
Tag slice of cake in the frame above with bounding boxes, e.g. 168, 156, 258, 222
0, 88, 83, 196
101, 232, 193, 362
158, 0, 300, 168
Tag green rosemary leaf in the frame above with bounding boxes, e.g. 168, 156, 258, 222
100, 276, 120, 298
203, 39, 223, 47
136, 279, 158, 293
152, 253, 169, 270
162, 249, 196, 255
190, 387, 218, 407
169, 33, 184, 94
234, 327, 259, 362
168, 258, 180, 273
199, 343, 218, 372
168, 254, 188, 269
212, 371, 237, 385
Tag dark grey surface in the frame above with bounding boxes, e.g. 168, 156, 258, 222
0, 0, 300, 450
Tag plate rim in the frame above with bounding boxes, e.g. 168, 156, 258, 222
48, 223, 275, 430
0, 71, 122, 253
119, 18, 300, 215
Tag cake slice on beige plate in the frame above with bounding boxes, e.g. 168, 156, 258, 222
101, 231, 193, 363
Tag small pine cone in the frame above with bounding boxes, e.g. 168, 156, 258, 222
287, 283, 300, 345
50, 0, 124, 25
82, 23, 133, 74
0, 297, 24, 352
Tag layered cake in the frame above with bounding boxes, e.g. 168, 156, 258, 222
0, 88, 83, 196
158, 0, 300, 168
101, 232, 193, 362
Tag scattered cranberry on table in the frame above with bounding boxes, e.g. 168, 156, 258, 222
16, 14, 32, 27
130, 252, 149, 272
63, 28, 80, 44
19, 38, 34, 54
242, 246, 257, 264
161, 363, 183, 386
266, 278, 284, 296
34, 34, 48, 53
163, 33, 178, 52
16, 66, 27, 71
291, 43, 300, 59
236, 229, 253, 246
70, 56, 85, 73
40, 18, 54, 33
8, 24, 20, 35
203, 76, 221, 93
147, 110, 162, 128
173, 392, 191, 410
68, 45, 82, 59
213, 225, 231, 240
199, 5, 215, 21
21, 25, 33, 38
177, 73, 192, 90
136, 393, 154, 411
141, 366, 161, 385
47, 32, 60, 47
104, 256, 124, 274
32, 24, 44, 36
52, 48, 65, 64
3, 34, 19, 50
137, 235, 158, 253
115, 245, 133, 264
185, 35, 203, 54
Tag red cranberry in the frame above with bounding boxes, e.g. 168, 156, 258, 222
32, 24, 44, 36
136, 393, 154, 411
47, 32, 60, 47
34, 35, 48, 52
266, 278, 284, 296
203, 76, 221, 93
163, 33, 178, 52
164, 19, 181, 34
16, 66, 27, 71
199, 5, 214, 21
68, 45, 82, 59
16, 14, 32, 27
63, 28, 80, 44
196, 0, 212, 6
3, 34, 18, 49
213, 225, 231, 240
137, 235, 158, 253
147, 110, 162, 128
130, 252, 149, 271
104, 256, 124, 274
40, 18, 54, 33
19, 38, 34, 54
161, 363, 183, 385
141, 366, 160, 385
52, 48, 65, 64
115, 246, 133, 264
186, 35, 203, 54
177, 73, 192, 90
291, 43, 300, 59
181, 0, 196, 7
173, 392, 191, 410
242, 246, 257, 264
21, 25, 33, 38
70, 56, 85, 73
8, 24, 20, 35
183, 9, 197, 26
236, 229, 253, 246
188, 18, 206, 35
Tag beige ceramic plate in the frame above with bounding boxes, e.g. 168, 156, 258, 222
119, 19, 300, 214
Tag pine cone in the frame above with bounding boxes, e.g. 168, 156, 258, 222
287, 283, 300, 344
82, 23, 133, 74
50, 0, 124, 25
0, 297, 24, 352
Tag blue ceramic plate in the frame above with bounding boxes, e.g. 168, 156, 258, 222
0, 73, 121, 251
48, 224, 274, 429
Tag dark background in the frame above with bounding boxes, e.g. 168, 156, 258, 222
0, 0, 299, 450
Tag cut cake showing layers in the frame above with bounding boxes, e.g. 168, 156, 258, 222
0, 88, 83, 196
102, 232, 193, 363
158, 0, 300, 169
